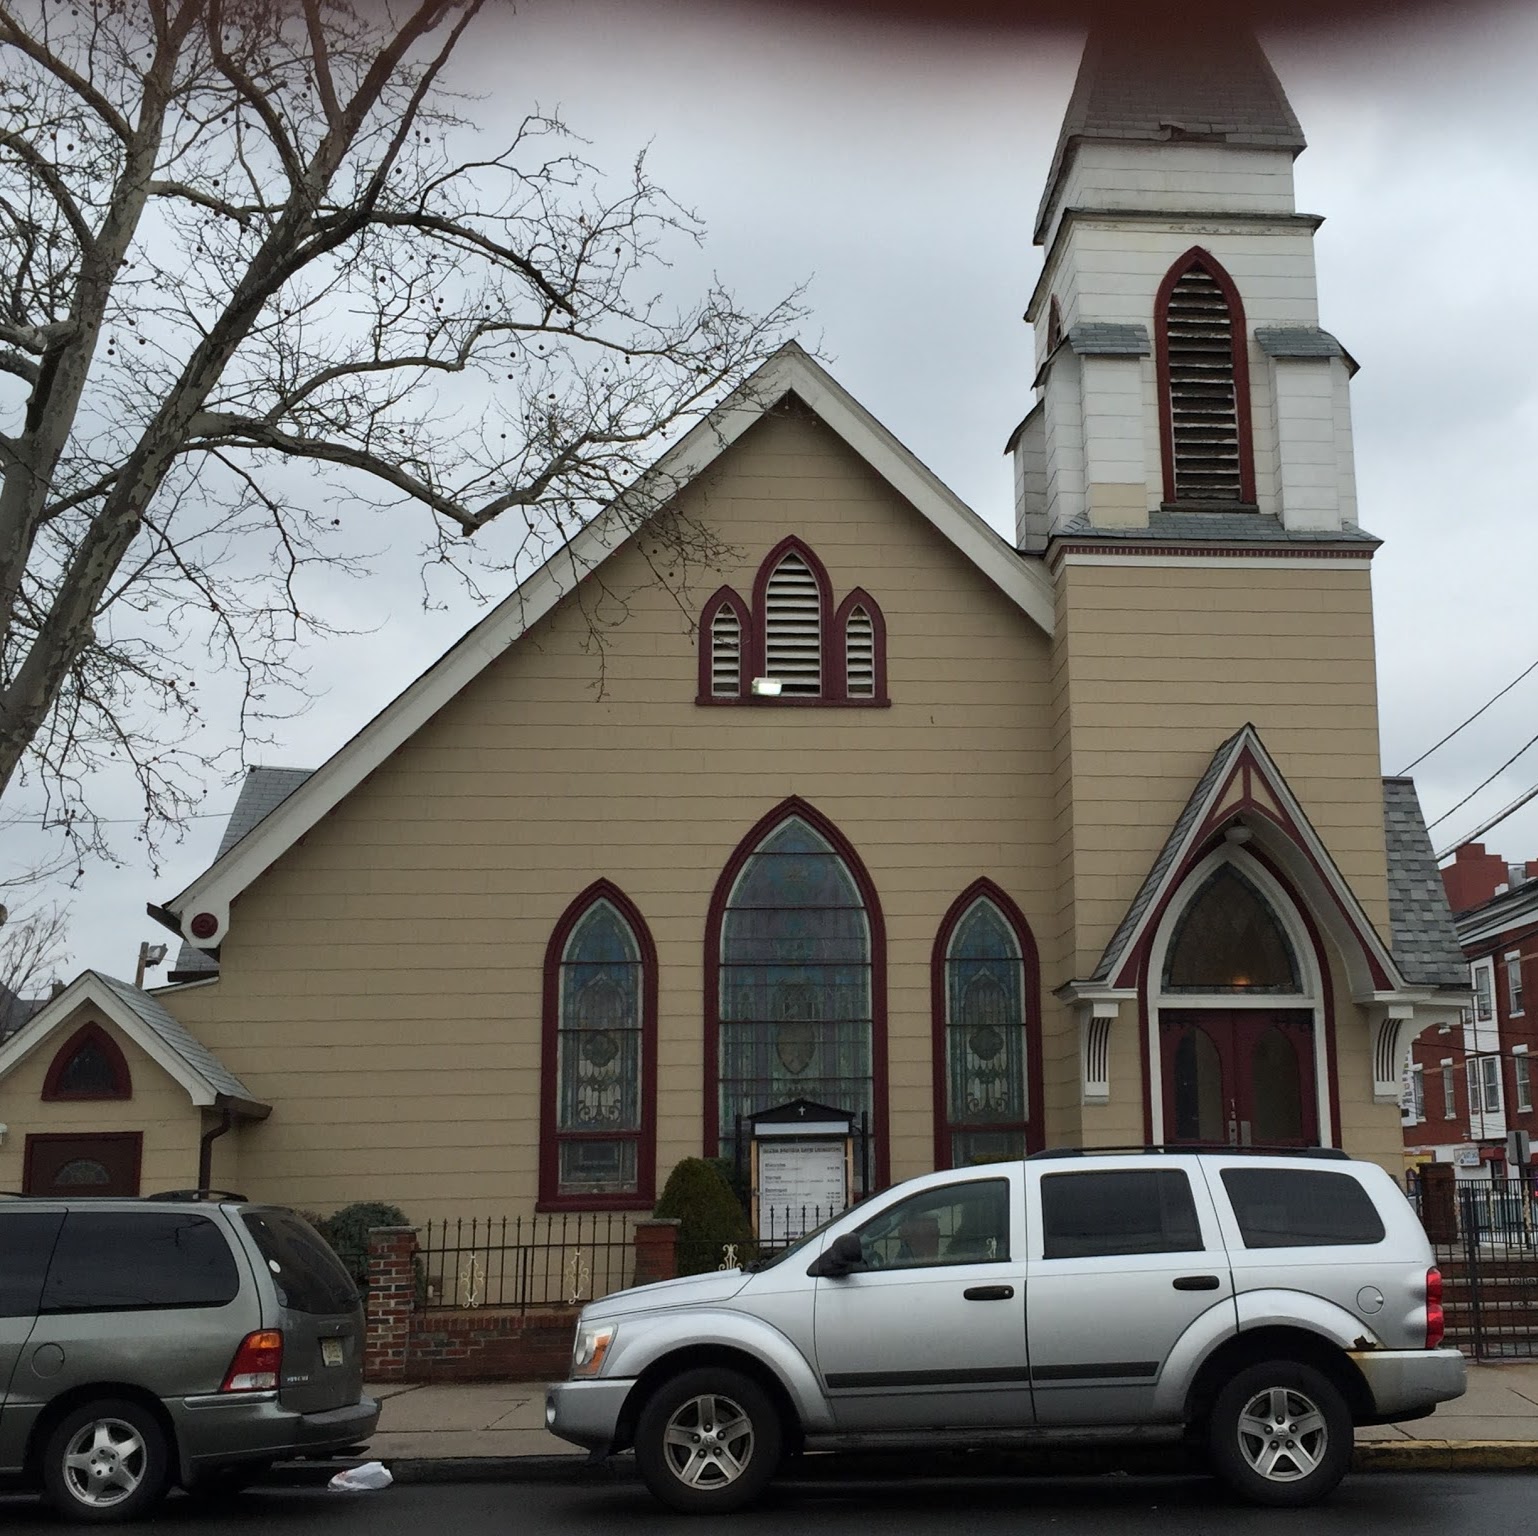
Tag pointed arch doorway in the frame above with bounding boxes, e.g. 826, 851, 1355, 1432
1149, 854, 1325, 1148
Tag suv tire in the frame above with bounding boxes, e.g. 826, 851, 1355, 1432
1208, 1360, 1351, 1508
42, 1399, 170, 1524
635, 1367, 782, 1513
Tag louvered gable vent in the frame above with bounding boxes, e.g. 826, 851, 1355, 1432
1165, 263, 1243, 502
710, 604, 742, 697
765, 551, 822, 695
845, 606, 875, 698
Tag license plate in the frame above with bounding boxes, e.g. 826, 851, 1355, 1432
322, 1338, 344, 1367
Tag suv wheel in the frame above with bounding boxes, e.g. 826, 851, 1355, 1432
635, 1367, 782, 1513
1209, 1361, 1351, 1508
43, 1399, 170, 1523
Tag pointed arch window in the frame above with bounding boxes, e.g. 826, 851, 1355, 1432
540, 884, 657, 1209
932, 884, 1041, 1168
42, 1023, 132, 1101
1162, 864, 1301, 994
1156, 247, 1255, 506
709, 805, 884, 1185
699, 543, 888, 706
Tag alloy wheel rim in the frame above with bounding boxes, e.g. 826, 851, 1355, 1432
1236, 1386, 1329, 1483
62, 1418, 147, 1508
661, 1392, 755, 1489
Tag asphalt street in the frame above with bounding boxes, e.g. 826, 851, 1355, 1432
4, 1472, 1537, 1535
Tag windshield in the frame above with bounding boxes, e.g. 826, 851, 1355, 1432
748, 1207, 848, 1272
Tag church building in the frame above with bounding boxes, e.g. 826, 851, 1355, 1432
0, 24, 1468, 1219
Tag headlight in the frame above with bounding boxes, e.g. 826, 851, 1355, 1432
571, 1323, 617, 1378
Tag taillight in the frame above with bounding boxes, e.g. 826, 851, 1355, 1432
222, 1330, 283, 1392
1425, 1267, 1444, 1349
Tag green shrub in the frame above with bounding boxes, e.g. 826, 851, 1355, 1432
312, 1201, 412, 1292
654, 1158, 756, 1276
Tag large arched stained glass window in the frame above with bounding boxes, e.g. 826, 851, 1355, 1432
940, 896, 1031, 1167
541, 887, 655, 1207
717, 816, 873, 1175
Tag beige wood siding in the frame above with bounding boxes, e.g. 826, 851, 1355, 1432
0, 1012, 202, 1194
165, 406, 1060, 1222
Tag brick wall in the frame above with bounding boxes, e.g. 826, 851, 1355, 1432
364, 1220, 675, 1382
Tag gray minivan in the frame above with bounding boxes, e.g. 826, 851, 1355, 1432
1, 1193, 379, 1521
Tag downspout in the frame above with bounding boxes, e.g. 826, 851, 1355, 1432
199, 1096, 235, 1192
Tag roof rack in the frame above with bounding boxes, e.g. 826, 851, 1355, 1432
142, 1188, 248, 1202
1027, 1144, 1349, 1161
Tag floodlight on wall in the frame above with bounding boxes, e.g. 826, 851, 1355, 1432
751, 677, 783, 697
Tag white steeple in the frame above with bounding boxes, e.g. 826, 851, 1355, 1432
1012, 20, 1362, 551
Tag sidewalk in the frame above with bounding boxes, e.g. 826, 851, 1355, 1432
359, 1362, 1538, 1474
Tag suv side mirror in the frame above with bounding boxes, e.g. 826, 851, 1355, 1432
808, 1231, 865, 1278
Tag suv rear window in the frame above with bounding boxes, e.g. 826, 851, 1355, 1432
242, 1210, 359, 1314
41, 1212, 240, 1312
1041, 1170, 1203, 1259
1221, 1168, 1386, 1248
0, 1212, 64, 1317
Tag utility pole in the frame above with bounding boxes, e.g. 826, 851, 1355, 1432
134, 942, 168, 989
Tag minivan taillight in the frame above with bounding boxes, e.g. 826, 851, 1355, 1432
1425, 1267, 1444, 1349
222, 1330, 283, 1392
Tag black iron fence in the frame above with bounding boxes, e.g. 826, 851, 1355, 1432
675, 1203, 843, 1277
1408, 1172, 1538, 1359
418, 1214, 634, 1313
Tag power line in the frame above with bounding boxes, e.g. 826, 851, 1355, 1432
1426, 727, 1538, 833
1399, 655, 1538, 775
1435, 780, 1538, 862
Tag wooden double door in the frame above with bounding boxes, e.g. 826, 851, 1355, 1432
1161, 1010, 1317, 1148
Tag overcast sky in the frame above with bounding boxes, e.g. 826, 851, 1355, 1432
9, 0, 1538, 986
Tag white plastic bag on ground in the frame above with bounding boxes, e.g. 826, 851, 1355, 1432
327, 1460, 393, 1492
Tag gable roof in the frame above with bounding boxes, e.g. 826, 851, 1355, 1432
1036, 21, 1306, 244
1086, 724, 1407, 996
0, 981, 44, 1043
157, 343, 1054, 953
169, 767, 313, 980
1382, 778, 1472, 990
0, 970, 265, 1111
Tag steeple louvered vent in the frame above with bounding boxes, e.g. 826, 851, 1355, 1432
1165, 266, 1242, 502
845, 607, 875, 698
710, 604, 742, 697
764, 551, 821, 695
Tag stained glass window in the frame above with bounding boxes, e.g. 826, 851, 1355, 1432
1163, 865, 1301, 994
718, 818, 871, 1175
556, 900, 642, 1195
55, 1040, 121, 1097
943, 898, 1028, 1166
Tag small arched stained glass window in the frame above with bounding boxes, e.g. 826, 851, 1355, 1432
55, 1158, 112, 1186
557, 901, 643, 1195
1163, 865, 1301, 994
55, 1040, 121, 1097
943, 899, 1028, 1167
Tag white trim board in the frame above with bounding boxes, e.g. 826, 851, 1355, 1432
163, 343, 1054, 949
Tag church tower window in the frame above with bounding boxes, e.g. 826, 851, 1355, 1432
1156, 248, 1255, 506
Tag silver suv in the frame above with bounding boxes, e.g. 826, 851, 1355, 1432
1, 1193, 379, 1521
547, 1149, 1465, 1513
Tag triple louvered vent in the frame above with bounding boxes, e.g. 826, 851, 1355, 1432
711, 605, 742, 697
845, 607, 875, 698
764, 551, 822, 695
1166, 265, 1242, 502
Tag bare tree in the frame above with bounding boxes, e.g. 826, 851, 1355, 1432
0, 900, 69, 1028
0, 0, 802, 871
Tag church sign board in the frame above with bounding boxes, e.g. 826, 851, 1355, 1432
746, 1098, 856, 1243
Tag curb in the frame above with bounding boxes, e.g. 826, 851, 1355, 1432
268, 1440, 1538, 1487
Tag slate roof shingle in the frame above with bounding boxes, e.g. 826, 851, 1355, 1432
1037, 22, 1307, 242
90, 970, 257, 1100
1383, 778, 1471, 991
1052, 511, 1380, 546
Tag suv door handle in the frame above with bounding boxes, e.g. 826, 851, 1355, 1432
963, 1285, 1015, 1301
1172, 1275, 1222, 1291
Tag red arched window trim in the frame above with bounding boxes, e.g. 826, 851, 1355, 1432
831, 588, 890, 707
1154, 246, 1256, 507
42, 1022, 133, 1102
696, 585, 748, 705
538, 879, 659, 1212
704, 797, 889, 1187
930, 880, 1043, 1170
748, 536, 836, 703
